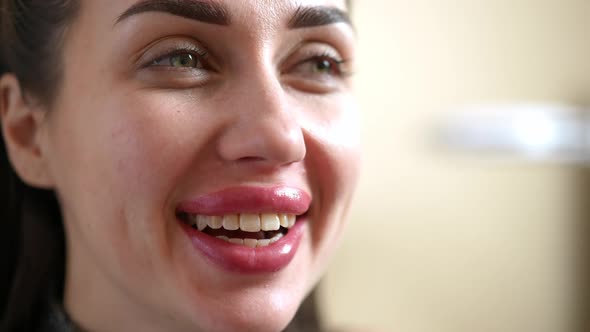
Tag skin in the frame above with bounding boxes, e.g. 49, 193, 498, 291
0, 0, 360, 331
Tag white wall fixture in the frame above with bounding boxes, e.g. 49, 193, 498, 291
437, 103, 590, 164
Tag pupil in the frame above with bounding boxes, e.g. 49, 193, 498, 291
316, 60, 331, 72
173, 54, 195, 67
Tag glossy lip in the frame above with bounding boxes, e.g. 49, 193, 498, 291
180, 217, 307, 274
176, 186, 311, 215
176, 186, 311, 273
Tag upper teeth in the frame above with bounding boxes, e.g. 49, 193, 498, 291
187, 213, 296, 232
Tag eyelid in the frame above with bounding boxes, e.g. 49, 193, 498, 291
282, 42, 347, 71
144, 46, 209, 69
135, 38, 210, 70
286, 48, 352, 79
279, 42, 354, 94
299, 52, 345, 67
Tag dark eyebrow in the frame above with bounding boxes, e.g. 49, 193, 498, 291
115, 0, 230, 25
288, 6, 352, 29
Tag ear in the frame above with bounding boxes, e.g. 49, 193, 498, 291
0, 74, 54, 189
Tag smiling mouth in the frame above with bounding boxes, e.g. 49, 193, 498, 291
178, 212, 300, 248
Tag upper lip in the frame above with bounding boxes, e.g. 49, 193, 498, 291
176, 185, 311, 216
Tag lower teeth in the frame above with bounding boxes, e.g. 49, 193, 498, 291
216, 233, 284, 248
181, 216, 288, 248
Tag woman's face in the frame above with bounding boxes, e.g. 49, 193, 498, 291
42, 0, 359, 331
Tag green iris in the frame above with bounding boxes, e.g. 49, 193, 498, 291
170, 54, 198, 68
313, 59, 333, 73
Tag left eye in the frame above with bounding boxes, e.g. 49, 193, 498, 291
152, 53, 204, 69
293, 56, 344, 76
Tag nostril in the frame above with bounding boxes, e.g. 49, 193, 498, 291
237, 156, 266, 163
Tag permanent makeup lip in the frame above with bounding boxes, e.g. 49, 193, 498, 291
177, 186, 311, 273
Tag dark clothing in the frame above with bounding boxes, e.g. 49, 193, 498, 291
37, 300, 79, 332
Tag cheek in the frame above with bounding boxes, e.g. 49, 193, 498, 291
306, 95, 361, 197
47, 93, 216, 262
106, 104, 187, 200
303, 95, 361, 252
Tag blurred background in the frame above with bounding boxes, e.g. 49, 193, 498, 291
317, 0, 589, 331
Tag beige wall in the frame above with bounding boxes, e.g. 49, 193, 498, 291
319, 1, 590, 331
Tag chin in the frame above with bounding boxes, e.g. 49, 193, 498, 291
182, 286, 304, 332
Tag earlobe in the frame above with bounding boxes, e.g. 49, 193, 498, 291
0, 74, 54, 189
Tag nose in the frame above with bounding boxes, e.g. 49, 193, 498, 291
216, 73, 306, 168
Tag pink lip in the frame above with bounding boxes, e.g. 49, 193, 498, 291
180, 218, 306, 274
176, 186, 311, 274
176, 186, 311, 215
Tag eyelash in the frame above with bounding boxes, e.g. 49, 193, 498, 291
297, 51, 350, 77
145, 46, 209, 69
143, 45, 353, 82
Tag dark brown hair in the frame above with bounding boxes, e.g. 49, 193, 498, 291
0, 1, 351, 330
0, 0, 79, 105
1, 1, 79, 330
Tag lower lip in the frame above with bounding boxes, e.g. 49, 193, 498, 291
179, 218, 306, 274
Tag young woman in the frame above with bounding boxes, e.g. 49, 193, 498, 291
0, 0, 359, 331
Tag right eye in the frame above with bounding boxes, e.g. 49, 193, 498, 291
151, 51, 206, 69
136, 41, 216, 89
